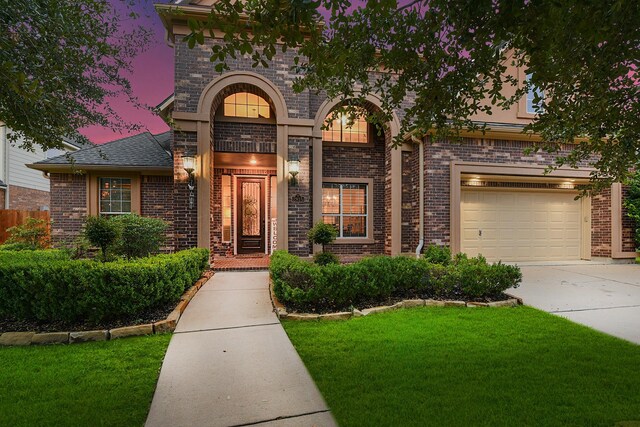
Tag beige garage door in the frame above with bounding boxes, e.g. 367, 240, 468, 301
461, 190, 582, 262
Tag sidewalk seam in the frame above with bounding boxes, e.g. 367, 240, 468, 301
551, 304, 640, 313
228, 409, 332, 427
174, 322, 280, 335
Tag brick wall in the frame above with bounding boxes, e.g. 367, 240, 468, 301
0, 188, 5, 207
591, 187, 612, 257
8, 185, 50, 211
213, 121, 276, 153
175, 40, 310, 119
621, 185, 637, 253
173, 131, 199, 251
49, 173, 87, 244
288, 137, 312, 256
141, 175, 175, 252
402, 149, 420, 253
422, 138, 608, 256
383, 127, 393, 255
322, 131, 386, 255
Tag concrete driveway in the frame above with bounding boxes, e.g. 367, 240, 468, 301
508, 262, 640, 344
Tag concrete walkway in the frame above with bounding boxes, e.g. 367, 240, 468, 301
508, 263, 640, 344
146, 272, 336, 427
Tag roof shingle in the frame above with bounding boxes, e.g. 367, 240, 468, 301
34, 131, 172, 169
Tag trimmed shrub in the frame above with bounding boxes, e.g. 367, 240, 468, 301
0, 249, 70, 263
0, 248, 209, 323
4, 218, 49, 250
84, 216, 119, 261
112, 214, 167, 259
313, 251, 340, 266
270, 250, 522, 312
423, 244, 451, 265
0, 242, 38, 251
308, 221, 338, 251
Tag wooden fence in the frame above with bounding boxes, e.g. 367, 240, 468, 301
0, 210, 50, 245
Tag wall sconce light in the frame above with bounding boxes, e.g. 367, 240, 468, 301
183, 155, 197, 209
288, 159, 300, 187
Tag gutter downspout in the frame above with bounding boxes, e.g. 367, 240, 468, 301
414, 136, 424, 258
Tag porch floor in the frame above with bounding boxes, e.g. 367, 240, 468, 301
213, 254, 270, 271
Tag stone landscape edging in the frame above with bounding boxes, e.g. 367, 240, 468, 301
269, 278, 523, 321
0, 271, 214, 347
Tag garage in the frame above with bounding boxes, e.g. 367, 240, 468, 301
461, 189, 586, 262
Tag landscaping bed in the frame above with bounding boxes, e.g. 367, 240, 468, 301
283, 307, 640, 426
0, 248, 209, 323
270, 250, 522, 313
0, 301, 176, 334
0, 248, 211, 343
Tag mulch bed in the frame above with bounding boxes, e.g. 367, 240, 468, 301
0, 302, 176, 334
295, 292, 517, 314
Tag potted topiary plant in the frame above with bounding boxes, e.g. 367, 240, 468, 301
307, 221, 339, 265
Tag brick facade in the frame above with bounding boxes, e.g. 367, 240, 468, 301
49, 173, 176, 250
214, 121, 277, 153
401, 149, 420, 253
36, 26, 627, 261
49, 174, 87, 244
173, 131, 198, 251
8, 185, 50, 211
288, 137, 312, 256
141, 175, 175, 252
420, 138, 613, 257
323, 132, 386, 255
42, 30, 635, 261
621, 185, 637, 253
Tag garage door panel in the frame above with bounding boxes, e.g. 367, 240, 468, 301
461, 190, 583, 262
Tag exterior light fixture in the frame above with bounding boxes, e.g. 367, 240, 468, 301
288, 159, 300, 187
183, 155, 197, 209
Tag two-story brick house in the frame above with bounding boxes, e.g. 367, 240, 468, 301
30, 0, 637, 264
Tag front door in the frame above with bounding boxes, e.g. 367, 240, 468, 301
237, 178, 265, 254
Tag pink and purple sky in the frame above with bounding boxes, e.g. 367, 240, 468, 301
79, 1, 174, 144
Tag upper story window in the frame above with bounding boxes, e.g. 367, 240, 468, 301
223, 92, 270, 119
525, 73, 545, 114
323, 110, 368, 143
99, 177, 132, 215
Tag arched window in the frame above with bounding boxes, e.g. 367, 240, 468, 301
322, 109, 368, 143
223, 92, 270, 119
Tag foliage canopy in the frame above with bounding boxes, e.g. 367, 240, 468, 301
0, 0, 151, 151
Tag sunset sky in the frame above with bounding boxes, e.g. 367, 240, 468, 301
79, 1, 174, 144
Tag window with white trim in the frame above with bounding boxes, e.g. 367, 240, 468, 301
525, 73, 545, 114
322, 183, 368, 238
99, 178, 132, 215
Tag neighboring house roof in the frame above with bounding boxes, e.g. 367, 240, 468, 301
62, 134, 94, 150
0, 179, 6, 189
28, 131, 173, 173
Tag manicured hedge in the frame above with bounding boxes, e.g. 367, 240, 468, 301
0, 248, 209, 323
0, 249, 70, 262
270, 250, 522, 312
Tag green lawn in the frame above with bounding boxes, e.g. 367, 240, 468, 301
0, 334, 171, 427
284, 307, 640, 427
